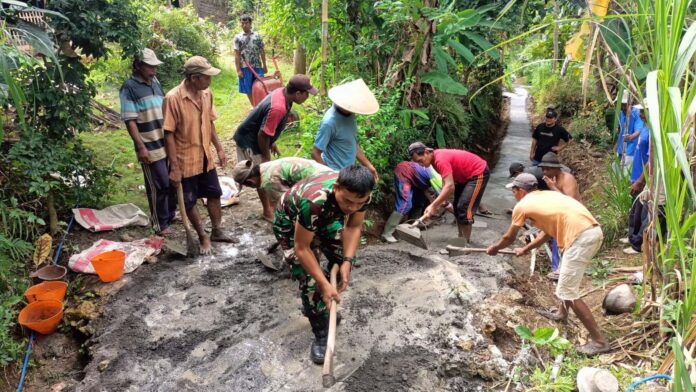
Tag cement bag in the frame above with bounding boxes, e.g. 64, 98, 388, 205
204, 176, 239, 207
69, 237, 163, 274
73, 204, 149, 232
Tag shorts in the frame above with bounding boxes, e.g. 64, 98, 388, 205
556, 226, 603, 301
180, 157, 223, 210
453, 168, 489, 225
239, 67, 264, 94
236, 146, 264, 165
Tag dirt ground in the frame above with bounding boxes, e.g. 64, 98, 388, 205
13, 87, 649, 392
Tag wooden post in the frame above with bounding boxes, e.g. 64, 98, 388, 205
293, 39, 307, 75
320, 0, 328, 95
552, 0, 559, 71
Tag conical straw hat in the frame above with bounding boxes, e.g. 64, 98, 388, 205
328, 79, 379, 115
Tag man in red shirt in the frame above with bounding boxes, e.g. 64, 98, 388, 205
409, 142, 489, 243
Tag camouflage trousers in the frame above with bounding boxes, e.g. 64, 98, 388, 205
272, 210, 344, 318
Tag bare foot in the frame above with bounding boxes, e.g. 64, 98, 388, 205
210, 228, 238, 243
199, 235, 212, 255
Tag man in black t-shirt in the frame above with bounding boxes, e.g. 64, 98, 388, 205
529, 109, 571, 165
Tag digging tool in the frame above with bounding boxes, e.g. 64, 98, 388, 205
322, 263, 340, 388
395, 217, 428, 249
173, 184, 198, 256
256, 242, 283, 270
445, 246, 516, 255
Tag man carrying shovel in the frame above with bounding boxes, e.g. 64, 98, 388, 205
273, 165, 374, 364
486, 173, 609, 356
409, 142, 489, 244
163, 56, 236, 255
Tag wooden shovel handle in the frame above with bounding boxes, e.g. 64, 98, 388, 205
448, 246, 516, 255
176, 184, 193, 232
322, 264, 340, 385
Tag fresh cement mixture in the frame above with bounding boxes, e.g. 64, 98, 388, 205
66, 88, 534, 392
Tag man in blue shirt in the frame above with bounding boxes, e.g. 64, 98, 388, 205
615, 96, 642, 174
311, 79, 380, 182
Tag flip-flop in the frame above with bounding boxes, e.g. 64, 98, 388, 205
576, 342, 611, 356
536, 308, 566, 322
477, 209, 494, 216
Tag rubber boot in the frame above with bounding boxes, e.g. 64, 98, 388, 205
381, 212, 403, 243
308, 315, 329, 364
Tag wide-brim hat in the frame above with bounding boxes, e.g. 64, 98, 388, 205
328, 79, 379, 115
538, 152, 563, 168
231, 160, 255, 190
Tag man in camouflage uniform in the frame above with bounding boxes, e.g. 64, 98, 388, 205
231, 157, 334, 205
273, 165, 374, 364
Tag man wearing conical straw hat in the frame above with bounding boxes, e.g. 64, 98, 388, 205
311, 79, 380, 183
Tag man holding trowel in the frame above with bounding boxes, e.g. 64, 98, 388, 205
273, 165, 374, 364
486, 173, 609, 356
163, 56, 236, 255
409, 142, 489, 244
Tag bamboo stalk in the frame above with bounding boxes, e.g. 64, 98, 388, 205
320, 0, 328, 96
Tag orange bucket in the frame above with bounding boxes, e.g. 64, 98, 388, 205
24, 281, 68, 303
91, 250, 126, 282
18, 299, 64, 335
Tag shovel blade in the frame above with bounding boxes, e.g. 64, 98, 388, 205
164, 238, 188, 256
257, 251, 283, 271
395, 223, 428, 249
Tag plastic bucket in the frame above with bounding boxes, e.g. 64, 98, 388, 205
91, 250, 126, 283
30, 265, 67, 281
18, 299, 63, 335
24, 281, 68, 303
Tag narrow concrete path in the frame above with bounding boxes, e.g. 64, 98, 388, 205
485, 87, 532, 213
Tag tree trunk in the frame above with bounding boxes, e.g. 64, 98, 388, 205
552, 0, 559, 71
293, 39, 306, 75
47, 191, 58, 235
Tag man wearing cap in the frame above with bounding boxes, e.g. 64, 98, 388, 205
233, 15, 269, 105
231, 157, 334, 206
119, 48, 175, 235
233, 74, 317, 222
272, 165, 374, 364
614, 95, 642, 174
409, 142, 489, 243
163, 56, 234, 255
487, 173, 609, 356
311, 79, 380, 182
538, 152, 580, 201
529, 109, 571, 165
381, 161, 448, 243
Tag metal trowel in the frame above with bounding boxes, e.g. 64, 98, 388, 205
395, 217, 428, 249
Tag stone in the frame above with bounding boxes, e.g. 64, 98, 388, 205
577, 367, 619, 392
98, 360, 110, 372
602, 284, 636, 315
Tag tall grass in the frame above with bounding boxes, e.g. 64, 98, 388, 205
598, 0, 696, 387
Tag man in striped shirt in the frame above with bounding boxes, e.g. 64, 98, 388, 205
119, 48, 175, 235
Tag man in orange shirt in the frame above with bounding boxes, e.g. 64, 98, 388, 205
164, 56, 235, 255
487, 173, 609, 356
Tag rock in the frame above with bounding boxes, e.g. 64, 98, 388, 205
577, 367, 619, 392
603, 284, 636, 315
457, 339, 474, 351
98, 360, 110, 372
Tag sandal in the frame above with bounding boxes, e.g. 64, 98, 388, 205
536, 308, 567, 322
576, 341, 611, 356
477, 209, 494, 216
546, 271, 560, 281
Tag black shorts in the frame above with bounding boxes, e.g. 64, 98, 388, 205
453, 168, 489, 225
181, 157, 222, 210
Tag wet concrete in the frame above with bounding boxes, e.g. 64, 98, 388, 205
72, 88, 534, 392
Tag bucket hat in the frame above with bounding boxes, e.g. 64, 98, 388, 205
538, 152, 563, 168
231, 160, 255, 189
328, 79, 379, 115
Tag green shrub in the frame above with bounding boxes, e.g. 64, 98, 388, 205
569, 107, 613, 150
589, 159, 632, 245
533, 73, 583, 118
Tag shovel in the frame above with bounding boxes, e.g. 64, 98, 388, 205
395, 217, 428, 249
256, 242, 283, 270
322, 264, 340, 388
165, 184, 198, 256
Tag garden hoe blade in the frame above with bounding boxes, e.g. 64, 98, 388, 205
256, 242, 283, 271
395, 218, 428, 250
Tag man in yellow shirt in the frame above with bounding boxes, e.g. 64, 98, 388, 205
487, 173, 609, 356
